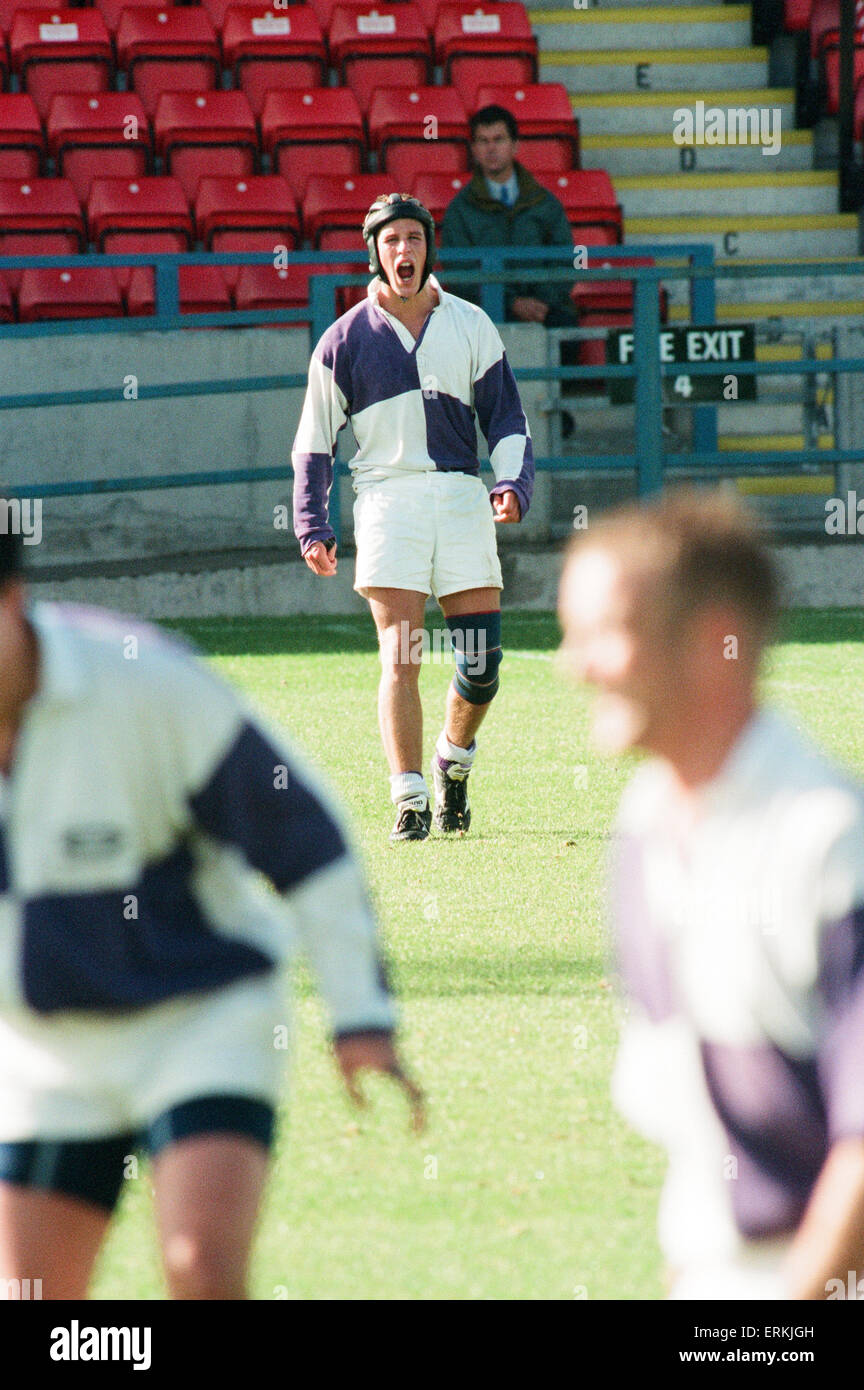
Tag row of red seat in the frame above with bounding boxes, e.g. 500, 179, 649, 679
786, 0, 864, 120
0, 254, 650, 332
0, 0, 496, 30
0, 0, 539, 113
0, 82, 581, 202
0, 165, 622, 269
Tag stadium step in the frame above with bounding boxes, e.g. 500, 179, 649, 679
541, 47, 769, 93
615, 171, 837, 218
624, 214, 858, 258
719, 433, 835, 451
570, 88, 795, 137
717, 403, 812, 433
529, 5, 753, 52
580, 131, 814, 174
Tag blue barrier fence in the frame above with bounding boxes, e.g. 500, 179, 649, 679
0, 245, 860, 542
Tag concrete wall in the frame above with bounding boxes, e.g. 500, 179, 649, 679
1, 320, 552, 573
24, 542, 864, 616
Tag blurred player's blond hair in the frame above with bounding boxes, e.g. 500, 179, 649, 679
564, 486, 781, 655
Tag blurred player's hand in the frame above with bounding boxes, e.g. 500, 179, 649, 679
334, 1031, 426, 1134
492, 490, 521, 524
511, 296, 549, 323
304, 541, 338, 576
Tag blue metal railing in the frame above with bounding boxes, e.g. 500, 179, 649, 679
0, 245, 860, 537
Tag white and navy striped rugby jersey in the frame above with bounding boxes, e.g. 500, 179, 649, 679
291, 275, 535, 555
610, 708, 864, 1267
0, 601, 395, 1033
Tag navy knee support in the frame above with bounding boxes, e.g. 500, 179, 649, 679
446, 610, 502, 705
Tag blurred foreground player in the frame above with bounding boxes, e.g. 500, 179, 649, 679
558, 489, 864, 1300
292, 193, 534, 842
0, 529, 422, 1299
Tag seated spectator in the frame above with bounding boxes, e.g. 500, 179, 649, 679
441, 104, 577, 327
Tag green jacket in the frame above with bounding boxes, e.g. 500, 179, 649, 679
440, 162, 576, 322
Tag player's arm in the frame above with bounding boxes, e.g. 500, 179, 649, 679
291, 351, 349, 574
178, 676, 423, 1129
471, 312, 535, 522
783, 1136, 864, 1299
784, 819, 864, 1298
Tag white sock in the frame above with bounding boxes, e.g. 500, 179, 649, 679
389, 771, 429, 806
436, 731, 476, 773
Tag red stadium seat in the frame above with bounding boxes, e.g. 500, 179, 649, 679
853, 73, 864, 136
47, 93, 151, 204
260, 87, 364, 198
233, 261, 317, 325
95, 0, 171, 32
569, 257, 668, 379
411, 170, 469, 225
472, 83, 579, 171
302, 172, 390, 245
0, 274, 14, 322
194, 174, 300, 256
0, 176, 84, 244
201, 0, 273, 25
10, 9, 113, 121
532, 168, 622, 244
367, 85, 469, 184
153, 91, 258, 201
0, 94, 44, 181
328, 4, 432, 111
0, 175, 84, 289
117, 8, 221, 118
18, 265, 124, 320
221, 5, 327, 115
435, 2, 537, 108
807, 0, 864, 55
87, 175, 193, 249
822, 39, 864, 113
0, 0, 57, 33
785, 0, 812, 29
125, 262, 232, 315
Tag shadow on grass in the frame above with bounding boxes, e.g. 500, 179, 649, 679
295, 952, 608, 999
162, 610, 864, 658
163, 613, 565, 657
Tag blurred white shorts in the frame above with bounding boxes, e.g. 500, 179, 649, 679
0, 973, 288, 1141
353, 470, 503, 600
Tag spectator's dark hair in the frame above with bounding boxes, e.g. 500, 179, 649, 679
470, 105, 519, 141
0, 497, 24, 590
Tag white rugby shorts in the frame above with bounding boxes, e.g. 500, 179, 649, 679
0, 973, 288, 1141
353, 470, 504, 599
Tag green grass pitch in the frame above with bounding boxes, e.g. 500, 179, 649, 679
89, 608, 864, 1300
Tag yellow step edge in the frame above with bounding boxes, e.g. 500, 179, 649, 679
543, 47, 768, 65
530, 6, 752, 23
627, 214, 856, 230
717, 253, 862, 265
582, 131, 812, 147
669, 301, 864, 320
756, 343, 834, 360
616, 171, 837, 189
719, 434, 835, 451
735, 475, 836, 495
572, 88, 794, 107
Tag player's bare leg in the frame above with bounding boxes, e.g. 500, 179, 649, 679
152, 1134, 269, 1300
0, 1184, 110, 1299
434, 587, 502, 833
366, 587, 432, 841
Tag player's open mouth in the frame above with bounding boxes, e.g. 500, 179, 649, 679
396, 261, 415, 283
